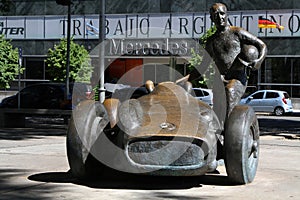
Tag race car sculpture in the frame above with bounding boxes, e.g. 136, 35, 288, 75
67, 75, 259, 184
66, 76, 260, 185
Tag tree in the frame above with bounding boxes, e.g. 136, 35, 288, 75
45, 38, 93, 83
199, 25, 217, 48
188, 26, 217, 88
0, 35, 21, 89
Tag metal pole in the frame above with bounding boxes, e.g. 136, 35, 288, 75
99, 0, 106, 103
18, 48, 22, 109
66, 3, 71, 99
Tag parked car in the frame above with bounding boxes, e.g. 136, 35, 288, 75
0, 83, 92, 110
192, 88, 213, 106
0, 83, 66, 109
104, 83, 149, 101
240, 90, 293, 116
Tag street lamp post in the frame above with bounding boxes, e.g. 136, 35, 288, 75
56, 0, 71, 99
99, 0, 106, 103
57, 0, 106, 102
66, 3, 71, 99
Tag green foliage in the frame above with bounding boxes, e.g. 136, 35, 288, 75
188, 26, 217, 88
189, 48, 203, 68
187, 48, 205, 87
93, 84, 99, 101
0, 35, 22, 89
45, 38, 93, 83
199, 25, 217, 48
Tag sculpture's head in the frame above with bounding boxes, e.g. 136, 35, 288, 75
210, 3, 228, 30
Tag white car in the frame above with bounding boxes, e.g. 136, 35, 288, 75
192, 88, 213, 107
240, 90, 293, 116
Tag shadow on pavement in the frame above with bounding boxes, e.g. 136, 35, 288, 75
0, 128, 66, 140
29, 170, 234, 190
0, 169, 63, 200
1, 170, 229, 200
258, 117, 300, 140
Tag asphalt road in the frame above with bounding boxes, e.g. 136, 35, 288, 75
0, 114, 299, 200
257, 113, 300, 140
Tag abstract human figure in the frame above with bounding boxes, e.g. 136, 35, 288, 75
206, 3, 267, 117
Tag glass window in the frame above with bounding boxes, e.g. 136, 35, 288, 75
252, 92, 264, 99
266, 92, 279, 99
259, 57, 300, 97
0, 1, 100, 16
291, 58, 300, 84
143, 64, 156, 83
283, 92, 290, 99
202, 90, 209, 96
263, 58, 291, 84
193, 89, 204, 97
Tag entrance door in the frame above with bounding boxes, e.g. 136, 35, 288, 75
108, 58, 143, 86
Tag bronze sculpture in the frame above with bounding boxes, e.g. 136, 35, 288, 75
206, 3, 267, 117
66, 3, 264, 185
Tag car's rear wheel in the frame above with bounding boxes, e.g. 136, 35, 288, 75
274, 106, 284, 116
224, 105, 260, 184
67, 100, 109, 178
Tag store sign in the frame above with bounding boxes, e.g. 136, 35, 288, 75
1, 10, 300, 39
107, 38, 191, 56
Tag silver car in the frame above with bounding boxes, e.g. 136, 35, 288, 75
240, 90, 293, 116
192, 88, 213, 107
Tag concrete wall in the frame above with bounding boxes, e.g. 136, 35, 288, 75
292, 98, 300, 109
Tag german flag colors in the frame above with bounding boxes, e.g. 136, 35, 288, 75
258, 16, 284, 30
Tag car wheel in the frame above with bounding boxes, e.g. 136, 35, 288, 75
224, 105, 260, 184
67, 100, 109, 178
274, 107, 284, 116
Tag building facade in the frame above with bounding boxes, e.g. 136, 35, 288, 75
1, 0, 300, 98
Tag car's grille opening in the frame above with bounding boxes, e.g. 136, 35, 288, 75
127, 137, 208, 167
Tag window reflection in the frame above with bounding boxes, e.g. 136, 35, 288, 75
259, 57, 300, 97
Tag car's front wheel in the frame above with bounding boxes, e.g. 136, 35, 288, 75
224, 105, 260, 184
67, 100, 109, 178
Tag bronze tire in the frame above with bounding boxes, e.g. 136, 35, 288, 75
224, 105, 260, 184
